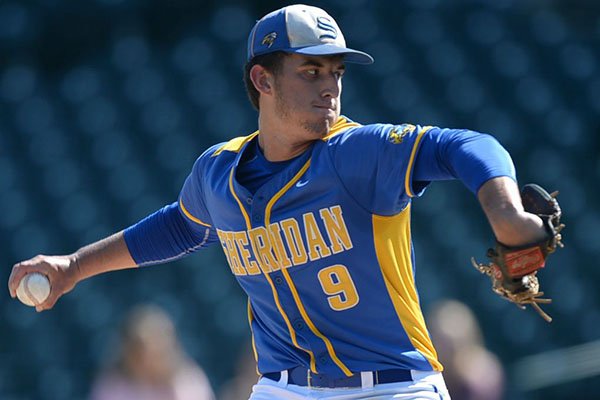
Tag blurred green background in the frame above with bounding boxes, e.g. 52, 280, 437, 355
1, 0, 598, 399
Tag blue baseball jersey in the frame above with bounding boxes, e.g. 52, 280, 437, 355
179, 117, 448, 376
125, 115, 514, 377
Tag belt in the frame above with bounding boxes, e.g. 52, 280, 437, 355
263, 367, 412, 388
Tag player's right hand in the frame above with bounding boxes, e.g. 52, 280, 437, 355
8, 254, 81, 312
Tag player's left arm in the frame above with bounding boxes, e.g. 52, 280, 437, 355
414, 128, 564, 320
412, 128, 545, 246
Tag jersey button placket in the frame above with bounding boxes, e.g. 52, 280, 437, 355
251, 199, 263, 224
292, 318, 304, 330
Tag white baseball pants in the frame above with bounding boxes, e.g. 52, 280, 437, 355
248, 370, 451, 399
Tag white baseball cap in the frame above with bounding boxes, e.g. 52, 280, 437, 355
247, 4, 374, 64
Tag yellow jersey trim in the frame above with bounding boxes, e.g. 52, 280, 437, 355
372, 205, 443, 372
322, 116, 361, 141
265, 159, 352, 376
404, 126, 433, 197
229, 168, 252, 228
213, 131, 259, 156
179, 199, 212, 227
229, 164, 317, 372
247, 300, 260, 376
213, 117, 356, 158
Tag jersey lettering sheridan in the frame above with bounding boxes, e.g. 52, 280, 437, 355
178, 116, 442, 376
216, 204, 353, 276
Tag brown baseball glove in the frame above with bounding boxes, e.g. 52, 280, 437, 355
472, 184, 564, 322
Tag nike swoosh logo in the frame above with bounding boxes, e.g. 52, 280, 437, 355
296, 180, 309, 188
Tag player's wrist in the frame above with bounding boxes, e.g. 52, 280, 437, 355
68, 253, 85, 284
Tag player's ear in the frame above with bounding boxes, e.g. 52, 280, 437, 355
249, 64, 273, 95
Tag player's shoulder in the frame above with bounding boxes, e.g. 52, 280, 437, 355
192, 131, 258, 164
324, 116, 427, 146
189, 131, 258, 177
211, 131, 259, 157
201, 131, 259, 158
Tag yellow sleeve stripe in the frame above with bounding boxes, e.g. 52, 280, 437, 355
179, 199, 212, 227
404, 126, 433, 197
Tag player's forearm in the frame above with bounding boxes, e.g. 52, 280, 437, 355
124, 202, 214, 266
72, 231, 138, 282
478, 176, 547, 246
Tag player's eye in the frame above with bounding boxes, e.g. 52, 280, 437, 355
306, 69, 318, 76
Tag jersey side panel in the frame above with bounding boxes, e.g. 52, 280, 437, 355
373, 205, 443, 371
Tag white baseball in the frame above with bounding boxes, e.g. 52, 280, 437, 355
16, 273, 51, 307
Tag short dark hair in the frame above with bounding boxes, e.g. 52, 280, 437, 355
243, 51, 287, 111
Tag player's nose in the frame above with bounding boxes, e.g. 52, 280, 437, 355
321, 74, 341, 99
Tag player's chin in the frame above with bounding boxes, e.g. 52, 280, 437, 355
303, 118, 334, 138
309, 110, 338, 135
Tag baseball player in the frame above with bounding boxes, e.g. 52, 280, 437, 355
9, 5, 563, 400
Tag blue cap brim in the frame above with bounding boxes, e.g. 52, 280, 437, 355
287, 44, 374, 64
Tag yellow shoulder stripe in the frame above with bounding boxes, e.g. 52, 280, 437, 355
179, 199, 212, 227
322, 116, 361, 141
213, 131, 259, 156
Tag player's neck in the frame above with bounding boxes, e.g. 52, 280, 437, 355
257, 116, 315, 162
257, 132, 312, 162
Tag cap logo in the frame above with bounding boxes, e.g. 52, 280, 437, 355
261, 32, 278, 48
316, 16, 337, 40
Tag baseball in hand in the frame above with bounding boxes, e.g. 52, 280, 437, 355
16, 273, 51, 307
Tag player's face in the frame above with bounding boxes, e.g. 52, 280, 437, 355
272, 54, 345, 138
